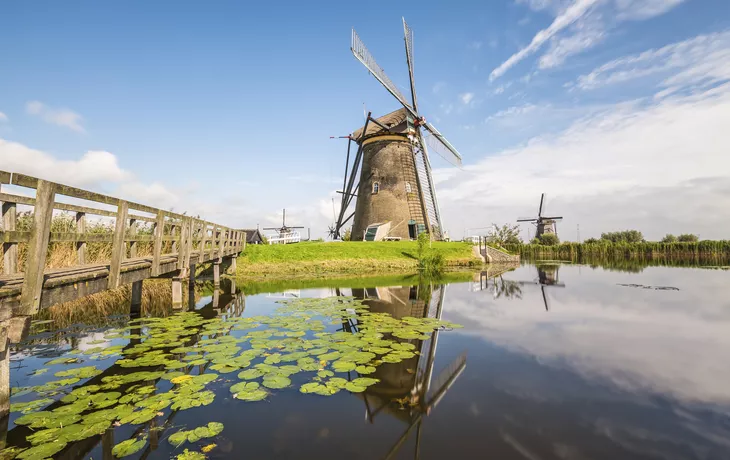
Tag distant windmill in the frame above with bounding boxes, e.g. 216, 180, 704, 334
263, 209, 304, 239
517, 193, 563, 239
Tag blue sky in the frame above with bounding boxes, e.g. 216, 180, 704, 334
2, 0, 730, 239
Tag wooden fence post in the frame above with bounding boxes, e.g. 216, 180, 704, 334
217, 227, 224, 262
108, 200, 129, 289
19, 180, 56, 314
199, 222, 208, 262
129, 218, 137, 259
2, 194, 17, 275
171, 223, 178, 254
75, 212, 87, 265
151, 211, 164, 276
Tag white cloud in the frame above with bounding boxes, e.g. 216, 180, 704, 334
485, 103, 539, 122
0, 138, 130, 187
459, 92, 475, 105
490, 0, 601, 80
493, 0, 686, 79
26, 100, 85, 133
468, 41, 483, 50
574, 30, 730, 96
435, 82, 730, 240
0, 112, 8, 122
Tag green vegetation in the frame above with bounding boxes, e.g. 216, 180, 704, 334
238, 240, 479, 277
600, 230, 644, 243
532, 233, 559, 246
486, 223, 522, 246
416, 233, 445, 275
505, 240, 730, 263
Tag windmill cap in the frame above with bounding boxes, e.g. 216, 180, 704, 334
352, 108, 410, 141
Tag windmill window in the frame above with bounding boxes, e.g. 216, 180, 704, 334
405, 182, 412, 193
372, 182, 380, 194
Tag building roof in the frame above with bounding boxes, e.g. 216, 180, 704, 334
351, 108, 409, 141
241, 228, 264, 244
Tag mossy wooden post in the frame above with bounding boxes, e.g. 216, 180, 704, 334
102, 428, 114, 460
213, 261, 220, 288
75, 211, 87, 265
1, 187, 18, 275
130, 280, 143, 316
212, 286, 220, 309
171, 223, 178, 254
151, 211, 164, 276
217, 227, 225, 262
177, 217, 191, 273
108, 200, 128, 289
19, 180, 55, 315
129, 218, 138, 259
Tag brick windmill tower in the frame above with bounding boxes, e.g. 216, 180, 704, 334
331, 19, 463, 241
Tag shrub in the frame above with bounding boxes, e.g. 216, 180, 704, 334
677, 233, 699, 242
583, 237, 599, 244
661, 234, 677, 243
538, 233, 560, 246
601, 230, 644, 243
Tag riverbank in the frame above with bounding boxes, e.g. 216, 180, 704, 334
237, 241, 481, 278
504, 241, 730, 261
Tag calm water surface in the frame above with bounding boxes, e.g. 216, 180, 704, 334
4, 263, 730, 460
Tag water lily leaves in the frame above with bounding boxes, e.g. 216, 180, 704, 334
331, 360, 356, 373
10, 398, 53, 414
355, 365, 376, 374
318, 351, 341, 361
307, 347, 330, 356
231, 382, 267, 401
16, 439, 67, 460
119, 408, 158, 425
170, 389, 215, 411
15, 411, 81, 429
168, 422, 224, 447
163, 371, 186, 381
171, 375, 194, 385
317, 370, 334, 379
299, 382, 338, 396
297, 357, 319, 372
264, 353, 282, 364
390, 342, 416, 351
326, 378, 348, 389
112, 436, 147, 457
45, 357, 79, 366
381, 354, 405, 364
176, 449, 206, 460
238, 368, 264, 380
201, 443, 217, 453
345, 382, 366, 393
29, 368, 48, 376
262, 375, 291, 389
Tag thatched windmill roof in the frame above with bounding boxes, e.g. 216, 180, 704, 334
351, 108, 409, 140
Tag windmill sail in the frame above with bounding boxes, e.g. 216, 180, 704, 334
351, 30, 415, 115
403, 18, 418, 111
413, 131, 442, 237
421, 122, 463, 166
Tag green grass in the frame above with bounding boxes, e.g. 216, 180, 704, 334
237, 241, 479, 277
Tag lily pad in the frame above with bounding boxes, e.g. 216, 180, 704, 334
262, 375, 291, 389
112, 437, 147, 458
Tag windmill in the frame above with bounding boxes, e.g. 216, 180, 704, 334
331, 18, 464, 241
263, 209, 304, 243
517, 193, 563, 239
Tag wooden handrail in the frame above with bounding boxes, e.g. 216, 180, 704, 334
0, 170, 246, 313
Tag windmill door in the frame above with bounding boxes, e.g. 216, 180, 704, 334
408, 220, 417, 240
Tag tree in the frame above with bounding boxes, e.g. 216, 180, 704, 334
342, 228, 352, 241
677, 233, 698, 242
600, 230, 644, 243
661, 234, 677, 243
583, 237, 599, 244
487, 223, 522, 246
538, 233, 559, 245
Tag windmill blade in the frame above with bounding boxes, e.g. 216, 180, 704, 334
541, 285, 550, 311
403, 18, 418, 111
421, 121, 463, 166
538, 193, 545, 217
517, 217, 538, 222
542, 216, 563, 220
413, 129, 443, 235
351, 29, 417, 116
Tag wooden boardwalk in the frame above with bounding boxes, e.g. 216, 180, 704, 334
0, 170, 245, 316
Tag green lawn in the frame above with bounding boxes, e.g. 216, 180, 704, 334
237, 240, 479, 277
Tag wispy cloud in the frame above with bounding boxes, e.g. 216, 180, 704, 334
0, 112, 8, 122
490, 0, 601, 81
26, 100, 85, 133
572, 30, 730, 97
459, 92, 476, 105
492, 0, 687, 80
468, 41, 483, 50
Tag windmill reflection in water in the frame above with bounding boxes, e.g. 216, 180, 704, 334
335, 283, 467, 459
475, 264, 565, 311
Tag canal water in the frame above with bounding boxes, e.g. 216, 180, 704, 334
3, 263, 729, 459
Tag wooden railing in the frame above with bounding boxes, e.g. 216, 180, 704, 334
0, 170, 245, 314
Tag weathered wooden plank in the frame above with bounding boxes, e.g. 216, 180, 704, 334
0, 193, 156, 222
19, 180, 56, 314
76, 212, 87, 265
128, 218, 138, 259
0, 171, 10, 185
170, 224, 178, 254
151, 211, 164, 276
177, 217, 191, 271
217, 227, 225, 262
2, 189, 18, 275
199, 222, 208, 260
108, 200, 129, 289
